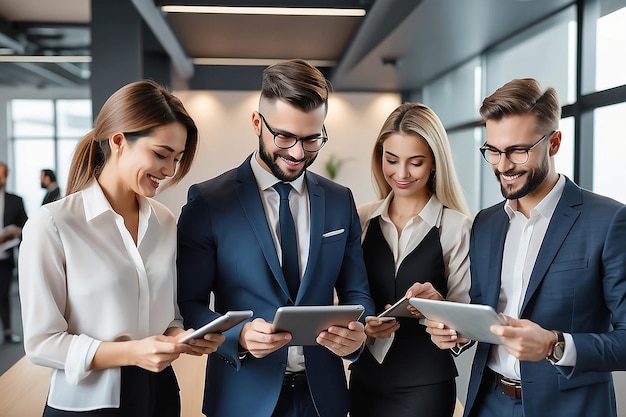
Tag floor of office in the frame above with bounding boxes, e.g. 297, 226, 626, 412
0, 280, 25, 376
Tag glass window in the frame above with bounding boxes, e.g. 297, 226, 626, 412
8, 99, 91, 214
57, 100, 92, 137
486, 5, 577, 105
13, 139, 55, 214
593, 102, 626, 203
556, 116, 575, 179
582, 0, 626, 93
448, 128, 483, 215
423, 57, 482, 127
11, 100, 54, 137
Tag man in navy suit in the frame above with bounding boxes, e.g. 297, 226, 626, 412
0, 162, 28, 344
177, 59, 374, 417
426, 78, 626, 417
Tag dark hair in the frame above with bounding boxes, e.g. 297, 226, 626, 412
42, 169, 56, 182
66, 80, 198, 195
260, 59, 330, 113
480, 78, 561, 133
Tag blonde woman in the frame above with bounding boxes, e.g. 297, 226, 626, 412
350, 102, 471, 417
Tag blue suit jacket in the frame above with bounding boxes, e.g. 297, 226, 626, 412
464, 177, 626, 417
177, 155, 374, 417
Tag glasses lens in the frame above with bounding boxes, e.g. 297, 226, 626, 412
274, 135, 298, 149
481, 148, 500, 164
507, 150, 529, 164
302, 138, 326, 152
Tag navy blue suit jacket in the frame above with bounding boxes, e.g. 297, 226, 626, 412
177, 155, 374, 417
2, 192, 28, 268
464, 177, 626, 417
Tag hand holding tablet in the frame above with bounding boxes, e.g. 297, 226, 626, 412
408, 298, 507, 344
272, 305, 365, 345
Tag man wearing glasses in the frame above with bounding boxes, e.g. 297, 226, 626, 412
426, 78, 626, 417
177, 59, 374, 417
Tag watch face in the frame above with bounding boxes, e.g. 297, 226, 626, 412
554, 342, 565, 359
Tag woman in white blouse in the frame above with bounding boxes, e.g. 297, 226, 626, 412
349, 102, 472, 417
18, 80, 225, 416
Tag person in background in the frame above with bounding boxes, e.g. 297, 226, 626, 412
0, 162, 27, 344
349, 102, 472, 417
19, 80, 225, 417
177, 59, 375, 417
426, 78, 626, 417
40, 169, 61, 205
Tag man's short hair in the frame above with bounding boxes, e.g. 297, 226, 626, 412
260, 59, 330, 114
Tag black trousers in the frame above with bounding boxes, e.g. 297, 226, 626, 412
42, 366, 180, 417
350, 378, 456, 417
0, 258, 14, 332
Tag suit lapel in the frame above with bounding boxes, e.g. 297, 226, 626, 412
234, 156, 292, 300
297, 173, 324, 303
521, 179, 582, 313
486, 207, 509, 307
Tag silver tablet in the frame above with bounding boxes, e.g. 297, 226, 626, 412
377, 297, 417, 318
408, 298, 506, 344
179, 310, 253, 343
272, 305, 365, 346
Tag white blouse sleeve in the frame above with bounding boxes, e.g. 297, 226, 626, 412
18, 208, 101, 384
440, 209, 472, 303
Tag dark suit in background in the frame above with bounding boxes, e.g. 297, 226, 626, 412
42, 186, 61, 205
0, 190, 28, 339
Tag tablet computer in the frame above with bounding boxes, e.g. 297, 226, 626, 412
408, 298, 506, 344
377, 297, 417, 319
272, 305, 365, 346
179, 310, 253, 343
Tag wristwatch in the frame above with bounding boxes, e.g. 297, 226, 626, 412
546, 330, 565, 364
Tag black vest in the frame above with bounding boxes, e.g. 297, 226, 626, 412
351, 216, 457, 388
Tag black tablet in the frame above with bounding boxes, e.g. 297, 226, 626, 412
272, 305, 365, 346
179, 310, 253, 343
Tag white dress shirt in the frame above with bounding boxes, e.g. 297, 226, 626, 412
488, 174, 576, 379
358, 193, 472, 361
18, 180, 183, 411
250, 154, 309, 372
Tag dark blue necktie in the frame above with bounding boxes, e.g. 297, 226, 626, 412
273, 183, 300, 300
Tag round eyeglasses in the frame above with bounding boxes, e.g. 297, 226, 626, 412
259, 113, 328, 152
479, 131, 554, 165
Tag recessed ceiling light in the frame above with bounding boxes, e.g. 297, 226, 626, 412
161, 6, 366, 17
192, 58, 337, 67
0, 56, 92, 63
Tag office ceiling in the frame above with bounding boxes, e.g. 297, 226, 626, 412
0, 0, 574, 92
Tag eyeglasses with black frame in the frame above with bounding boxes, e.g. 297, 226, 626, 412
479, 131, 554, 165
259, 113, 328, 152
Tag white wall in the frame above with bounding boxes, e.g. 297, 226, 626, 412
154, 90, 401, 218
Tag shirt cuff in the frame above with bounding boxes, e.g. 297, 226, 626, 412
65, 334, 102, 385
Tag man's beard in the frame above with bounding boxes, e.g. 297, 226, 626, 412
496, 156, 549, 200
258, 136, 316, 182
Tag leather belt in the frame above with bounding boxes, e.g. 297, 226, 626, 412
283, 371, 307, 388
492, 370, 522, 399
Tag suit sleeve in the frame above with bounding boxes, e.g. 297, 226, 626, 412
177, 186, 221, 331
569, 205, 626, 375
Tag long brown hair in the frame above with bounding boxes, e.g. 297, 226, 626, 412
66, 80, 198, 195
